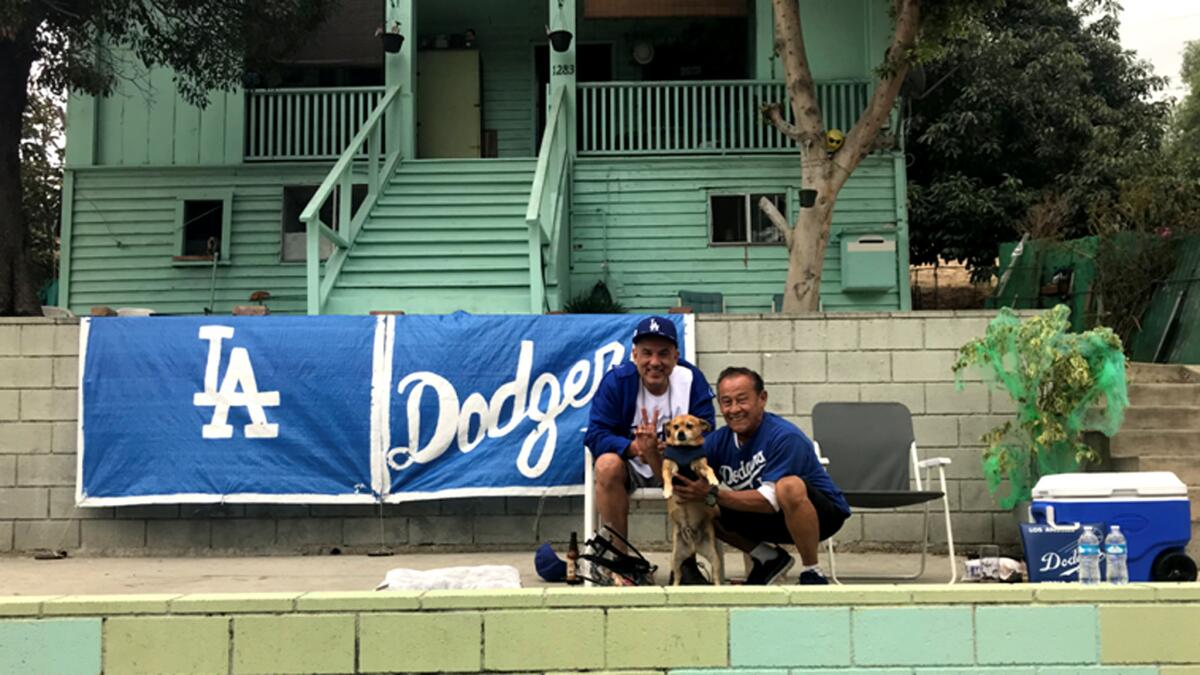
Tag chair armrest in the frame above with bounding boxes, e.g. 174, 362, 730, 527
916, 457, 952, 468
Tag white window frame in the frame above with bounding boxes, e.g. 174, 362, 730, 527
173, 191, 234, 266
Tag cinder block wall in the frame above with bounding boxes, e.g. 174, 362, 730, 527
0, 313, 1015, 555
694, 312, 1017, 554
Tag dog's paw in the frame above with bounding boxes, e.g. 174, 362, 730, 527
662, 485, 674, 499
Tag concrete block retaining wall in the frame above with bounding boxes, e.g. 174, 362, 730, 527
0, 313, 1015, 555
1, 585, 1199, 673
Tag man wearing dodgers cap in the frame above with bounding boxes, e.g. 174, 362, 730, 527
584, 316, 715, 575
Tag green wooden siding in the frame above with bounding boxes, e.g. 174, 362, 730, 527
570, 155, 908, 313
63, 165, 358, 315
76, 64, 243, 167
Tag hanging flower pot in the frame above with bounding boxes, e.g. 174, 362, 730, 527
381, 33, 404, 53
376, 22, 404, 53
799, 189, 818, 208
548, 29, 573, 53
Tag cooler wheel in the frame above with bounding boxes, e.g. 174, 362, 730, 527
1151, 550, 1198, 582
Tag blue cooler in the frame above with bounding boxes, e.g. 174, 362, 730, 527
1027, 472, 1195, 582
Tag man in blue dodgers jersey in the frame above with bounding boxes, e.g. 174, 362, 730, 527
673, 366, 850, 585
585, 316, 716, 571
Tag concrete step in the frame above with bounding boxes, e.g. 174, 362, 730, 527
1128, 362, 1200, 384
1122, 406, 1200, 430
1127, 383, 1200, 407
1111, 455, 1200, 488
323, 288, 531, 315
1108, 430, 1200, 458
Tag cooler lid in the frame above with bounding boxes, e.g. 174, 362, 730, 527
1032, 471, 1188, 499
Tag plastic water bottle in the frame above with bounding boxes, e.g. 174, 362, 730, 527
1077, 525, 1101, 585
1104, 525, 1129, 585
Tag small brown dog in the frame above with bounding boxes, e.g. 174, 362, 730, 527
661, 414, 723, 585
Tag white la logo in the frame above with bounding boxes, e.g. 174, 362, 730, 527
192, 326, 280, 439
649, 319, 659, 332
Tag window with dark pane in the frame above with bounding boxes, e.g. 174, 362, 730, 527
750, 193, 786, 243
710, 194, 747, 244
181, 200, 224, 257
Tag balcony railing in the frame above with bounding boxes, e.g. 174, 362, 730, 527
245, 86, 386, 161
577, 79, 870, 156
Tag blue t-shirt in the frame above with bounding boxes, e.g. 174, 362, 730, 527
706, 413, 850, 516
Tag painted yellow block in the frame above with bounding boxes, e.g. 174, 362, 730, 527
105, 616, 228, 674
1101, 604, 1200, 663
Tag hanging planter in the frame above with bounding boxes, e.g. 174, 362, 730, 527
376, 22, 404, 53
799, 189, 818, 208
547, 29, 573, 53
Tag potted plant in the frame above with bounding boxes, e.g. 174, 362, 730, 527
376, 22, 404, 53
952, 305, 1129, 511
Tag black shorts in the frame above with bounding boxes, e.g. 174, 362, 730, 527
717, 482, 848, 544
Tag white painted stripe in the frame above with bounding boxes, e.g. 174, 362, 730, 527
75, 318, 90, 506
381, 485, 587, 503
77, 492, 381, 507
368, 314, 388, 497
379, 315, 396, 494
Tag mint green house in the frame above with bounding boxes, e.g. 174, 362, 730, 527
58, 0, 910, 316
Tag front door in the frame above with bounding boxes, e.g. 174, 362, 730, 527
534, 43, 613, 152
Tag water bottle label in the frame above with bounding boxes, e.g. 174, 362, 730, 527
1079, 544, 1100, 556
1105, 544, 1127, 556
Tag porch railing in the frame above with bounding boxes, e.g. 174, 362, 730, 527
302, 85, 402, 315
577, 79, 870, 155
245, 86, 386, 161
526, 86, 571, 313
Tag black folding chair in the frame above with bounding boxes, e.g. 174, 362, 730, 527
812, 402, 957, 583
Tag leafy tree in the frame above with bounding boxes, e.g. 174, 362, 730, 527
21, 85, 61, 296
0, 1, 335, 315
761, 0, 1000, 311
905, 0, 1169, 275
1170, 40, 1200, 174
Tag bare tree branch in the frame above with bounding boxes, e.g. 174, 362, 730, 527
758, 195, 793, 251
837, 0, 920, 188
760, 102, 805, 143
772, 0, 825, 142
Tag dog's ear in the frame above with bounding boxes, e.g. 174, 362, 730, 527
699, 418, 711, 432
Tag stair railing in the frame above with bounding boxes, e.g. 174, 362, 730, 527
301, 85, 403, 315
525, 85, 572, 313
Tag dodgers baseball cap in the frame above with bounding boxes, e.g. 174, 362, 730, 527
632, 316, 677, 347
534, 542, 567, 582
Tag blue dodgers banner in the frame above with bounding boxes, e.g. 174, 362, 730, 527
78, 312, 693, 505
78, 316, 380, 505
378, 313, 689, 501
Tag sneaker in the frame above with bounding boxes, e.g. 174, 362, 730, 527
798, 569, 830, 585
744, 547, 795, 585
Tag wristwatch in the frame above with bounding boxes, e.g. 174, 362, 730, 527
704, 485, 719, 507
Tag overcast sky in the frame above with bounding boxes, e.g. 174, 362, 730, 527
1119, 1, 1199, 100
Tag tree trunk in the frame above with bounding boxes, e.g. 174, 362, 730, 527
0, 20, 42, 316
783, 175, 836, 312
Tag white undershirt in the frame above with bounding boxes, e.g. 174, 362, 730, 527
628, 386, 682, 478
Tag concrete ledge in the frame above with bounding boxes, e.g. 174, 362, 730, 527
2, 584, 1198, 673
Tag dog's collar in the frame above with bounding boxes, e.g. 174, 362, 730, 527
664, 444, 706, 466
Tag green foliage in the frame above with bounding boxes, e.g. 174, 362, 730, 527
907, 0, 1170, 274
14, 1, 336, 107
563, 281, 626, 314
953, 306, 1128, 509
1085, 163, 1200, 349
21, 85, 62, 288
1169, 40, 1200, 176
